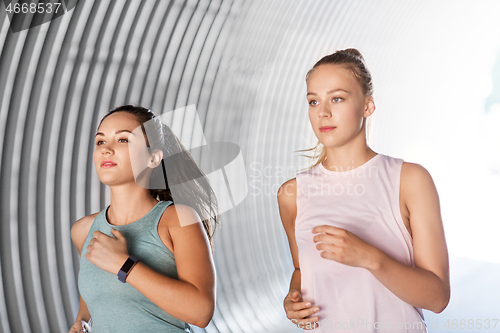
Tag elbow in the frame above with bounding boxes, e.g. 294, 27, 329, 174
431, 287, 450, 314
432, 301, 448, 314
432, 298, 450, 314
192, 314, 213, 328
194, 317, 212, 328
192, 312, 212, 328
189, 295, 215, 327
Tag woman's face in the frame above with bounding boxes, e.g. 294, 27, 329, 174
93, 112, 152, 187
306, 64, 374, 149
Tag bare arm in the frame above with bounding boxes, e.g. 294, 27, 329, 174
367, 162, 450, 313
288, 268, 301, 294
278, 179, 319, 329
69, 214, 96, 330
278, 179, 301, 291
121, 204, 216, 327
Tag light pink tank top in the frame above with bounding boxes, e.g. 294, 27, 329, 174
295, 154, 427, 333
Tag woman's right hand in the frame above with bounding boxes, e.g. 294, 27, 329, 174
69, 320, 91, 333
284, 289, 320, 330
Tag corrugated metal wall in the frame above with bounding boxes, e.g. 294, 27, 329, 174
2, 0, 500, 332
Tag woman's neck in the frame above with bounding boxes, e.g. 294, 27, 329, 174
322, 144, 377, 172
107, 186, 159, 226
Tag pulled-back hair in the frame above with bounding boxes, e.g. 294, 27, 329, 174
305, 48, 373, 96
98, 105, 219, 250
298, 48, 374, 171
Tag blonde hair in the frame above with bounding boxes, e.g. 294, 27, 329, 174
297, 48, 374, 171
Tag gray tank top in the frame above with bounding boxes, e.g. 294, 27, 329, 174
78, 200, 191, 332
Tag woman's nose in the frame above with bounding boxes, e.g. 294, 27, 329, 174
100, 144, 114, 154
318, 104, 332, 117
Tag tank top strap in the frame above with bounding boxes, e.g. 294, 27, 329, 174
130, 201, 172, 236
146, 200, 174, 227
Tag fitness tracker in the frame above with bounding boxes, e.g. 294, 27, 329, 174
118, 255, 139, 283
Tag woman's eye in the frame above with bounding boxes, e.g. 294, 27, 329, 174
96, 141, 103, 146
309, 100, 318, 106
118, 138, 128, 143
332, 97, 343, 103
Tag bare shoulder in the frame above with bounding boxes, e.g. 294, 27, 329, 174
71, 212, 99, 255
163, 203, 202, 228
157, 203, 206, 254
277, 178, 297, 207
401, 161, 433, 181
161, 203, 211, 257
277, 178, 297, 227
400, 161, 440, 218
401, 162, 437, 197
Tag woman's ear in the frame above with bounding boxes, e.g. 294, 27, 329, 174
147, 149, 164, 168
363, 96, 375, 118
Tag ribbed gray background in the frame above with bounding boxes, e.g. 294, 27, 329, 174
2, 1, 500, 332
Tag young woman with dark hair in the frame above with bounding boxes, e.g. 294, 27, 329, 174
69, 105, 218, 332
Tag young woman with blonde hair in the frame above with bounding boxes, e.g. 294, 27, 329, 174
278, 49, 450, 332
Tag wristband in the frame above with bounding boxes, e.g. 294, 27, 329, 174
118, 255, 139, 283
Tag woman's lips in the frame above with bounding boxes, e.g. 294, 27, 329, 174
320, 126, 336, 132
101, 161, 117, 167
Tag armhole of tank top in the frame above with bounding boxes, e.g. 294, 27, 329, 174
392, 158, 416, 264
294, 174, 301, 230
80, 213, 100, 257
154, 200, 176, 260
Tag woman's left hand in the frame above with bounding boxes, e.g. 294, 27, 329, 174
312, 225, 380, 270
85, 228, 129, 275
